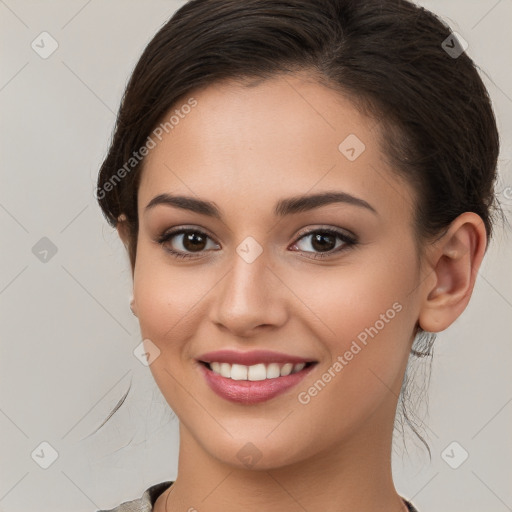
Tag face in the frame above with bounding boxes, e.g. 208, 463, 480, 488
128, 73, 426, 470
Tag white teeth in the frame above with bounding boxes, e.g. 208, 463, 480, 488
266, 363, 281, 379
220, 362, 231, 378
207, 361, 310, 380
280, 363, 293, 376
247, 363, 267, 381
231, 364, 247, 380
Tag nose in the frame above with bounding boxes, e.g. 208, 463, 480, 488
209, 246, 288, 338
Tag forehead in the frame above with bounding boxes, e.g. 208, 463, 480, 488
138, 74, 414, 224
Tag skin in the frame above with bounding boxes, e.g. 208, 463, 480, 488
117, 72, 487, 512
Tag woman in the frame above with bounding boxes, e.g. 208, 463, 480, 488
95, 0, 501, 510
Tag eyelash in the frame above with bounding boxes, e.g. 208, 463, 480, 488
155, 226, 358, 260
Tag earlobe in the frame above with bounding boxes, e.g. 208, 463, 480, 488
130, 297, 138, 317
418, 212, 487, 333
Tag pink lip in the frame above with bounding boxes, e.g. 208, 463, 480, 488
197, 360, 317, 405
197, 349, 316, 366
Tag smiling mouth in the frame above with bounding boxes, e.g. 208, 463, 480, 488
199, 360, 317, 381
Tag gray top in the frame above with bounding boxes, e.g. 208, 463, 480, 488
96, 481, 173, 512
96, 481, 420, 511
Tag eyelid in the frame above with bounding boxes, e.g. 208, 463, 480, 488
157, 224, 218, 242
294, 224, 357, 241
157, 224, 355, 242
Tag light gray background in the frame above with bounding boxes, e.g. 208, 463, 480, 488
1, 1, 511, 511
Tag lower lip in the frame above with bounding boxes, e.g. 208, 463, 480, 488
198, 362, 316, 404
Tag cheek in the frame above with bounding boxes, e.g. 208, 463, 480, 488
132, 246, 210, 412
132, 245, 205, 350
294, 247, 416, 346
289, 268, 415, 443
291, 244, 418, 401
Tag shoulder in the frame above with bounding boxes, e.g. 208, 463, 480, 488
96, 481, 174, 512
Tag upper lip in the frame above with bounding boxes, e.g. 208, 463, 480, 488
198, 349, 317, 366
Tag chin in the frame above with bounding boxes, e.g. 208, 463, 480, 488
191, 422, 318, 472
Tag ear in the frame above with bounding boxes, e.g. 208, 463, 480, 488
116, 214, 137, 281
418, 212, 487, 333
116, 214, 131, 250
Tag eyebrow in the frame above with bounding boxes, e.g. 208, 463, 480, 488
144, 191, 378, 218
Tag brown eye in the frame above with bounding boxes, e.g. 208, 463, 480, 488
157, 228, 219, 259
180, 231, 208, 251
291, 228, 357, 259
156, 226, 357, 261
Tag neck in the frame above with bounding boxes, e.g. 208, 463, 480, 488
157, 403, 407, 512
